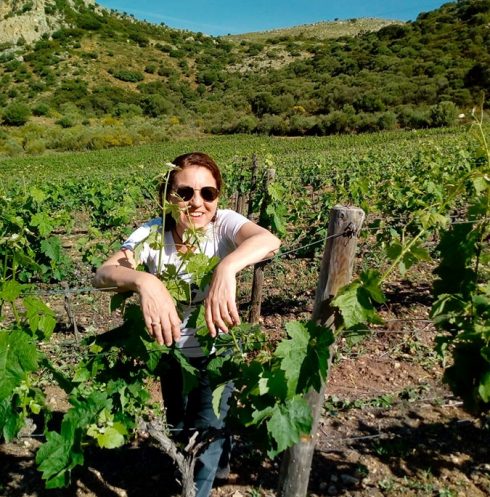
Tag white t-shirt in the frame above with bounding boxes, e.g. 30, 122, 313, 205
121, 209, 249, 357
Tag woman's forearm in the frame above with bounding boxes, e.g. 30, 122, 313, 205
93, 264, 150, 293
219, 231, 281, 274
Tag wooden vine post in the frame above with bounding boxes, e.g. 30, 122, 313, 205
248, 168, 275, 324
247, 153, 259, 219
277, 205, 365, 497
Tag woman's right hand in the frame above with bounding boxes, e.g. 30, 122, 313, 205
136, 272, 182, 346
94, 250, 182, 347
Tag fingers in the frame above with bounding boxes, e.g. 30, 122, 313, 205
139, 277, 182, 346
205, 268, 240, 337
227, 299, 241, 327
205, 300, 217, 337
146, 314, 181, 347
205, 296, 240, 336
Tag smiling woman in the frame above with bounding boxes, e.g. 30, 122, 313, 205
93, 151, 281, 497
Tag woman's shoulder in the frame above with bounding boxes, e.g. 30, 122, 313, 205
213, 209, 250, 241
215, 208, 248, 223
123, 217, 162, 249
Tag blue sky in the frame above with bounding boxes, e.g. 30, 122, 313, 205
98, 0, 450, 36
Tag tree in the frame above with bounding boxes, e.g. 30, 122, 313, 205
430, 101, 458, 127
2, 102, 30, 126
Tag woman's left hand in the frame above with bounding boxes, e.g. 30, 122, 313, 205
205, 263, 240, 336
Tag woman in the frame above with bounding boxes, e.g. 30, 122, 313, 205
94, 152, 281, 497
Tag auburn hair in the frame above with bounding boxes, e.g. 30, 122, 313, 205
158, 152, 222, 230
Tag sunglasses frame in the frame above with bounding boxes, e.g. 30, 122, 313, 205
170, 186, 220, 203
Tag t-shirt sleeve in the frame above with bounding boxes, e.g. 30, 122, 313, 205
215, 209, 250, 246
121, 218, 161, 264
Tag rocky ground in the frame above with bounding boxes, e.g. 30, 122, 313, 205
1, 258, 489, 497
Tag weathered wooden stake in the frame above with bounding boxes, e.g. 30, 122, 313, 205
277, 205, 365, 497
247, 153, 259, 220
236, 193, 246, 215
248, 168, 275, 324
62, 282, 80, 343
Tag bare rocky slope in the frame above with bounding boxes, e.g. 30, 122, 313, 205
0, 0, 94, 45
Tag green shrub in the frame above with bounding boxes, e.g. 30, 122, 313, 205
24, 138, 46, 155
141, 94, 173, 117
4, 60, 22, 72
233, 115, 258, 134
145, 64, 157, 74
76, 13, 103, 31
430, 100, 458, 127
128, 32, 149, 47
52, 28, 84, 40
2, 139, 23, 156
32, 103, 51, 116
111, 69, 144, 83
157, 65, 173, 77
81, 51, 98, 59
55, 115, 76, 128
113, 103, 143, 117
397, 106, 431, 129
30, 81, 46, 93
2, 102, 31, 126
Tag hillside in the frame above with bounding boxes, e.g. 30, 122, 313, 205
226, 17, 401, 42
0, 0, 489, 156
0, 0, 96, 45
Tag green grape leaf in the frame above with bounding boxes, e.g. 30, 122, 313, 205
29, 186, 46, 204
386, 241, 402, 261
0, 398, 23, 442
146, 228, 164, 251
188, 305, 208, 331
93, 423, 127, 449
478, 371, 490, 403
212, 383, 227, 417
186, 254, 220, 290
266, 396, 312, 458
297, 321, 334, 393
0, 280, 26, 302
359, 270, 385, 304
410, 242, 431, 262
161, 264, 190, 302
171, 349, 198, 394
0, 331, 39, 401
30, 212, 54, 237
417, 211, 450, 230
481, 346, 490, 365
36, 431, 78, 488
23, 296, 56, 340
333, 281, 382, 329
267, 183, 284, 201
250, 405, 275, 426
274, 321, 309, 397
40, 236, 63, 263
472, 174, 489, 195
265, 203, 287, 238
37, 391, 113, 488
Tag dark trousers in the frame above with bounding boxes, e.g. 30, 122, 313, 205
160, 355, 233, 497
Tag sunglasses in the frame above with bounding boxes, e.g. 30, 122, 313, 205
170, 186, 220, 202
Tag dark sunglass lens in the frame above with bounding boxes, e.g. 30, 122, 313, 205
201, 187, 219, 201
175, 187, 194, 201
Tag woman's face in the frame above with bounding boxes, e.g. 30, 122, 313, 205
170, 165, 219, 231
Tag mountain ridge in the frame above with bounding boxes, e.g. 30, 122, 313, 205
0, 0, 488, 153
